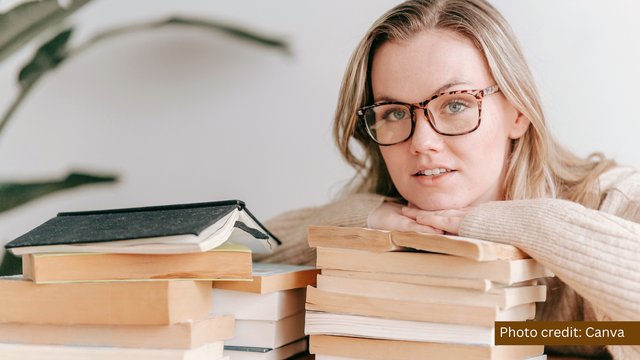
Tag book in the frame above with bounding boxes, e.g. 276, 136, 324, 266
0, 340, 226, 360
22, 242, 252, 284
305, 311, 493, 345
314, 353, 548, 360
308, 225, 529, 261
0, 314, 234, 349
305, 287, 534, 327
211, 287, 306, 321
226, 311, 306, 348
308, 226, 399, 252
5, 200, 280, 255
212, 263, 320, 294
320, 269, 537, 292
223, 337, 309, 360
316, 275, 546, 309
316, 247, 553, 284
0, 275, 211, 325
309, 335, 544, 360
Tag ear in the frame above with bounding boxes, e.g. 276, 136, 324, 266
508, 111, 530, 140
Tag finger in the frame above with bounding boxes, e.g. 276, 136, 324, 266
406, 221, 444, 235
433, 209, 466, 217
417, 215, 462, 235
401, 206, 416, 219
402, 206, 434, 219
395, 215, 444, 235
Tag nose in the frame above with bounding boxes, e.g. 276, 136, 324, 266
409, 109, 445, 155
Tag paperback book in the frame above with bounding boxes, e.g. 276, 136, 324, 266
0, 314, 234, 349
308, 225, 528, 261
0, 275, 212, 326
309, 335, 544, 360
0, 340, 226, 360
212, 263, 320, 294
23, 242, 252, 283
305, 286, 535, 327
6, 200, 280, 255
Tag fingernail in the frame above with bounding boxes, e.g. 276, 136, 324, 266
416, 215, 423, 221
402, 207, 408, 212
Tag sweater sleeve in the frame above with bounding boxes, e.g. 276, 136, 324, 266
458, 179, 640, 360
459, 198, 640, 322
253, 193, 385, 266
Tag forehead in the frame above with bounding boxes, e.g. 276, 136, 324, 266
371, 31, 494, 102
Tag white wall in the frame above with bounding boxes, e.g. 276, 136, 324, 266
493, 0, 640, 163
0, 0, 638, 248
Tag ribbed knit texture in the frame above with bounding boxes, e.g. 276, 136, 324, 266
260, 166, 640, 359
459, 166, 640, 359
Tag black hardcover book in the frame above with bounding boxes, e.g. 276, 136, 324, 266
6, 200, 280, 255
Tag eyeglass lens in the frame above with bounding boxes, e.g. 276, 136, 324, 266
364, 92, 480, 144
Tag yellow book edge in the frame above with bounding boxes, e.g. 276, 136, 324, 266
30, 241, 251, 258
26, 242, 253, 284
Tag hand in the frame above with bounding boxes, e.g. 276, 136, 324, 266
401, 204, 476, 235
369, 201, 444, 234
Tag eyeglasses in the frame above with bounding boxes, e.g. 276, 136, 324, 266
357, 85, 500, 146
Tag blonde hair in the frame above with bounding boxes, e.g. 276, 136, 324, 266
334, 0, 614, 209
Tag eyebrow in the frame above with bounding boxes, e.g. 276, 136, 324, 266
374, 79, 474, 103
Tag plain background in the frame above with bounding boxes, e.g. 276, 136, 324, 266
0, 0, 639, 252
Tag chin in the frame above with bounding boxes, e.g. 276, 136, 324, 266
409, 195, 467, 211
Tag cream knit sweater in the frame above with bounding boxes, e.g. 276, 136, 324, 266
256, 166, 640, 359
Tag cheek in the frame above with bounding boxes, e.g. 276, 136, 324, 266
459, 119, 511, 173
379, 145, 408, 178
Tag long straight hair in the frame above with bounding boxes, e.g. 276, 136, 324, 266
333, 0, 614, 208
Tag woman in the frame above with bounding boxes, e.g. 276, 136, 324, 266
256, 1, 640, 358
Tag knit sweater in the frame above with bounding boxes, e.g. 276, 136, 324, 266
255, 166, 640, 359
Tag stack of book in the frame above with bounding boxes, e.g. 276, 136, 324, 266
0, 200, 279, 359
304, 225, 554, 360
211, 263, 321, 360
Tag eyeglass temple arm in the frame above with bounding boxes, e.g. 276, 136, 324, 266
481, 85, 500, 97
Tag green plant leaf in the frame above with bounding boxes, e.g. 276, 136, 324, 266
0, 28, 74, 139
0, 251, 21, 276
0, 0, 92, 64
18, 28, 72, 88
0, 172, 118, 214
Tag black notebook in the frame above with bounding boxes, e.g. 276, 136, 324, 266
5, 200, 280, 255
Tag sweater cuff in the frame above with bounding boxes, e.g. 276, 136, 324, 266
458, 201, 517, 245
459, 198, 585, 248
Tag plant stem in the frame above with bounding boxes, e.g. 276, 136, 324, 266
0, 80, 35, 142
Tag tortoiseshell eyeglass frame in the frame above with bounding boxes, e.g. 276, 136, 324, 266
356, 85, 501, 146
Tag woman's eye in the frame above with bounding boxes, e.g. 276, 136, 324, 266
443, 100, 469, 114
448, 103, 463, 113
380, 107, 410, 121
391, 110, 407, 120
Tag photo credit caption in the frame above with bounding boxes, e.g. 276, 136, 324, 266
495, 321, 640, 345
